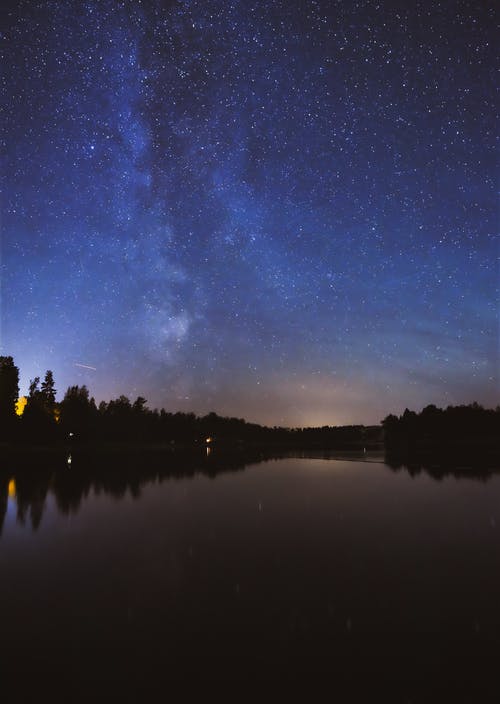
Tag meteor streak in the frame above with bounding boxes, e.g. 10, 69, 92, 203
74, 363, 97, 371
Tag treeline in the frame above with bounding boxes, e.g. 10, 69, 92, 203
382, 403, 500, 452
0, 357, 380, 449
1, 356, 498, 453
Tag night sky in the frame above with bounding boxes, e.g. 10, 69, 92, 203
1, 0, 498, 426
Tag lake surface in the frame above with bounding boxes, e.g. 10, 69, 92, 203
1, 452, 499, 701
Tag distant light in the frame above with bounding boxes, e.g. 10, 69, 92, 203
67, 454, 72, 466
15, 396, 27, 416
69, 432, 74, 437
205, 437, 212, 444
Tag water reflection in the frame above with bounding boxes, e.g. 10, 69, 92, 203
0, 448, 282, 533
384, 451, 500, 481
1, 448, 499, 534
1, 452, 500, 699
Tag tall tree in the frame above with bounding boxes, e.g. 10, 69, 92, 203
41, 370, 56, 409
0, 356, 20, 439
0, 356, 19, 417
59, 385, 97, 440
23, 375, 58, 443
28, 377, 40, 399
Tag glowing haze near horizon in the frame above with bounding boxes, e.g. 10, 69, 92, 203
1, 0, 498, 426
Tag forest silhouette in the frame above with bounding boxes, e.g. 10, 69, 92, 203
1, 356, 499, 459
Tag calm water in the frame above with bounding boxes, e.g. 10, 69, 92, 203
1, 452, 499, 700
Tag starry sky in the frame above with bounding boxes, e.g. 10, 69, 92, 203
1, 0, 498, 426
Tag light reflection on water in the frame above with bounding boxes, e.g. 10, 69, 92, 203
8, 478, 16, 498
1, 453, 499, 699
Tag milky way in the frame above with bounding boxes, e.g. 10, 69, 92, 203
1, 0, 498, 425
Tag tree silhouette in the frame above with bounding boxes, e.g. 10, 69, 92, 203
41, 370, 56, 410
0, 356, 20, 439
382, 403, 500, 461
28, 377, 40, 398
1, 355, 498, 458
59, 385, 97, 440
22, 374, 58, 442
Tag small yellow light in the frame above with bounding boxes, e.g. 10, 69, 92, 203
205, 437, 212, 444
15, 396, 27, 416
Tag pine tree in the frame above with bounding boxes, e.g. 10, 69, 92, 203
41, 370, 56, 409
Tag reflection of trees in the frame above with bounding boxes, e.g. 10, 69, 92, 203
11, 468, 51, 530
0, 448, 285, 531
385, 452, 500, 482
0, 476, 8, 536
52, 470, 89, 515
3, 445, 499, 534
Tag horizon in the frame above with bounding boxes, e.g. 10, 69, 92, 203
2, 1, 497, 427
10, 360, 498, 431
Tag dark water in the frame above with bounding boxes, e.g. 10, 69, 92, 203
1, 453, 499, 701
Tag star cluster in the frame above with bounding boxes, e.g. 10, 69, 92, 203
1, 0, 497, 425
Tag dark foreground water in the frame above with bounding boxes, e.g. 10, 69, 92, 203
1, 452, 499, 701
